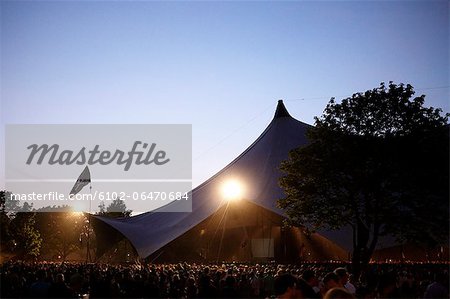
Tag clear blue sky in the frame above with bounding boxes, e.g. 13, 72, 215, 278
1, 1, 449, 189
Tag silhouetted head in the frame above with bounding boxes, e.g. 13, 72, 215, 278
56, 273, 65, 283
323, 272, 341, 292
334, 267, 349, 285
274, 274, 303, 298
324, 287, 355, 299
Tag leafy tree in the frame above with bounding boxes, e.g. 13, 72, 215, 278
98, 198, 132, 218
1, 191, 39, 256
10, 212, 42, 258
1, 196, 85, 260
34, 207, 84, 260
278, 82, 449, 273
1, 191, 19, 215
0, 191, 13, 252
98, 201, 106, 214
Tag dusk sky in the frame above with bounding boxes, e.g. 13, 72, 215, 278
1, 1, 449, 190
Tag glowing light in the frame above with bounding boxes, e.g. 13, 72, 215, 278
72, 201, 86, 214
221, 180, 243, 201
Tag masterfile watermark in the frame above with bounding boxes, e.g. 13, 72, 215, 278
5, 124, 192, 213
10, 191, 190, 202
26, 141, 170, 171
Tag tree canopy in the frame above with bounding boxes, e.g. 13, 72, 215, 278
97, 198, 132, 218
278, 82, 449, 269
0, 191, 132, 260
1, 191, 42, 258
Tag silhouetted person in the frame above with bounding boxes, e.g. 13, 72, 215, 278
377, 272, 400, 298
49, 273, 72, 298
323, 287, 355, 299
198, 266, 217, 298
29, 269, 50, 298
274, 273, 310, 299
221, 275, 238, 298
185, 276, 198, 298
334, 267, 355, 294
302, 269, 321, 298
424, 272, 449, 298
321, 272, 340, 297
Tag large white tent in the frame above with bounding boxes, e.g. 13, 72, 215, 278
93, 101, 350, 260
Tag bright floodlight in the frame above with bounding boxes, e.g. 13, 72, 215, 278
72, 201, 85, 214
221, 180, 243, 201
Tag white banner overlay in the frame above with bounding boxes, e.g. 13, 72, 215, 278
5, 124, 192, 213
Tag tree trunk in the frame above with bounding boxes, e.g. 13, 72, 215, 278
351, 247, 362, 277
351, 220, 380, 278
351, 219, 370, 278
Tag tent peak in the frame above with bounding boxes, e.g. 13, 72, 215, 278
274, 100, 292, 118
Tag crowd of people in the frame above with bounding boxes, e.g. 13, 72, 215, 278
0, 261, 448, 298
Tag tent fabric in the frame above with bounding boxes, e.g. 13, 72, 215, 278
144, 199, 348, 262
93, 100, 349, 258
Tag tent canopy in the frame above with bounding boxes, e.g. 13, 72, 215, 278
93, 101, 350, 259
